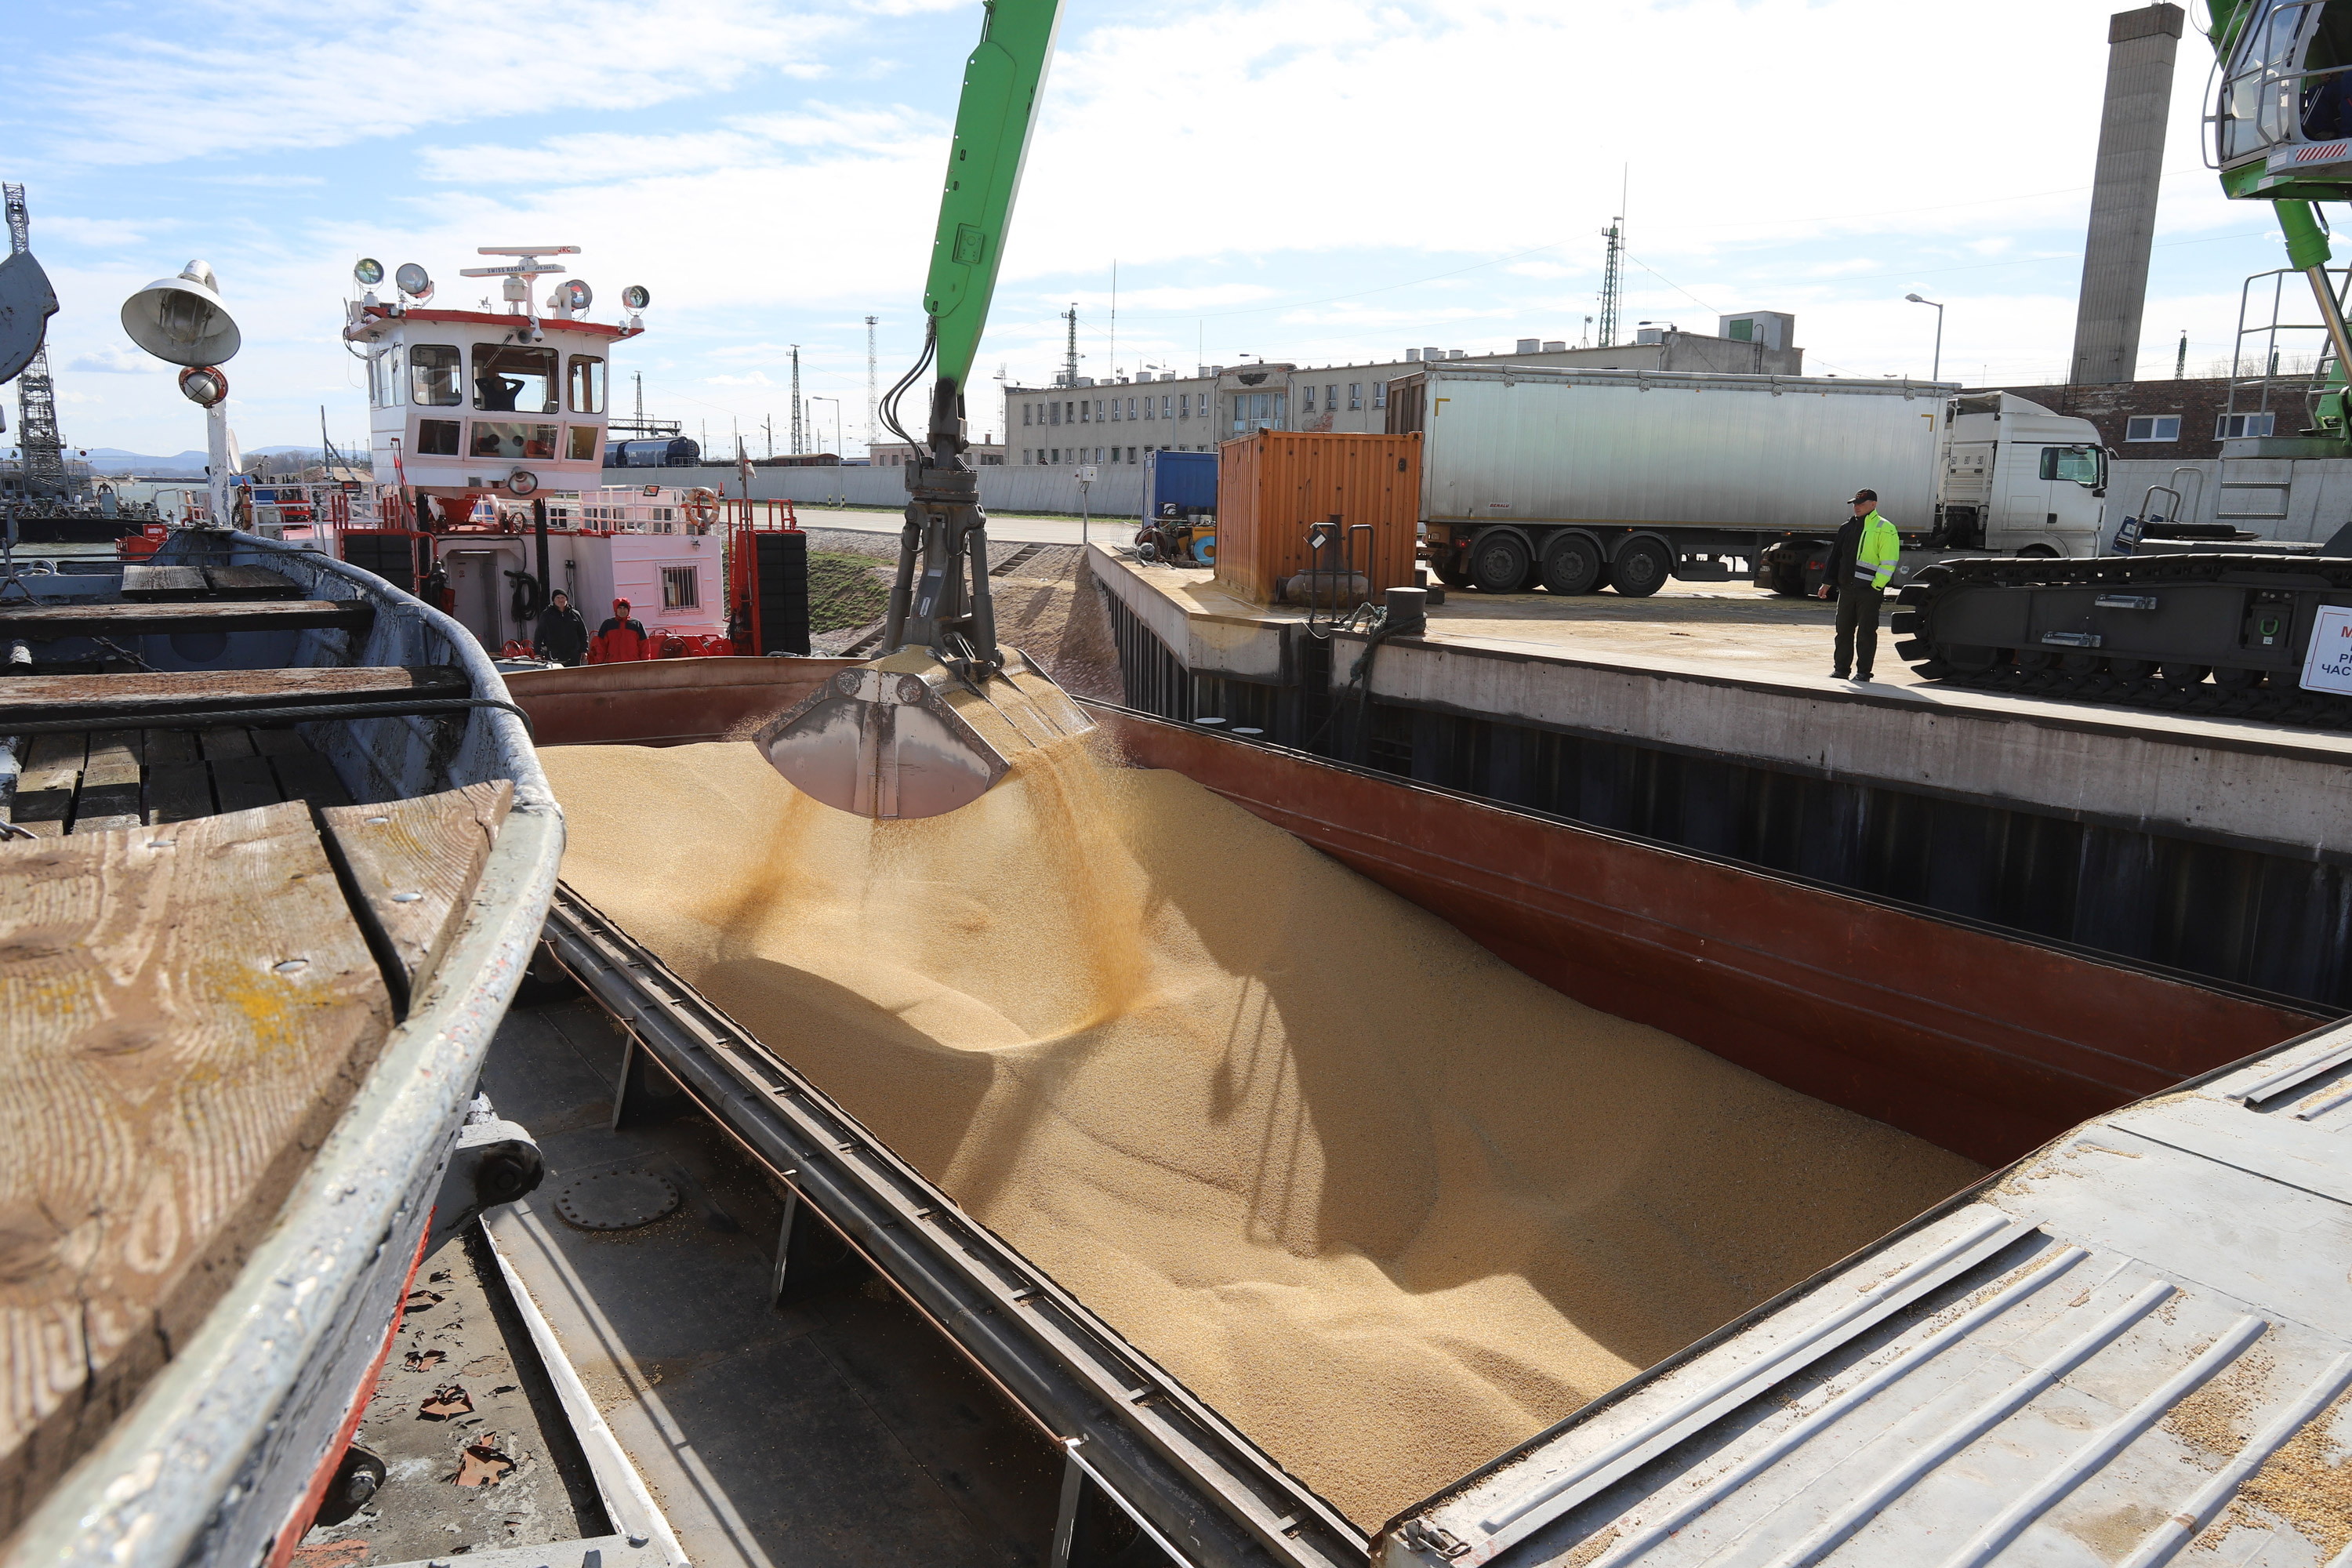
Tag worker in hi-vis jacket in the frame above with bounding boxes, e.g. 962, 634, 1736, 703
1821, 488, 1900, 681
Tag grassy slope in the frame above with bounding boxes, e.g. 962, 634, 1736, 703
808, 551, 891, 634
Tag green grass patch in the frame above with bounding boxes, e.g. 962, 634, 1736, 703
808, 550, 891, 633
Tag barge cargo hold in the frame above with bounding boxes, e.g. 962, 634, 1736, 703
504, 659, 2339, 1568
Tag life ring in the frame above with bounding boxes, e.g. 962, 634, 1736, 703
682, 487, 720, 528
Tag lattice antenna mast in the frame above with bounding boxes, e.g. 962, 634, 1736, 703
865, 315, 878, 454
1597, 220, 1624, 350
789, 346, 803, 456
5, 183, 67, 499
1062, 303, 1079, 387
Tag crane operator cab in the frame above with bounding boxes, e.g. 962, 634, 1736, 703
2215, 0, 2352, 181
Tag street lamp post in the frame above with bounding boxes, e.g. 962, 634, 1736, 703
810, 397, 844, 506
1905, 293, 1945, 382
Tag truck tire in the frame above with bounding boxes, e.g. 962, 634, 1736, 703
1610, 536, 1671, 597
1432, 561, 1472, 589
1469, 532, 1530, 594
1540, 534, 1604, 595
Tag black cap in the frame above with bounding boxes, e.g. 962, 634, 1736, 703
1850, 488, 1877, 505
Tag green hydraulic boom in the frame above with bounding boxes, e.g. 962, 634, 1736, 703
756, 0, 1094, 821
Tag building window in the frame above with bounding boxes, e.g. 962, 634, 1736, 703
1127, 397, 1136, 419
1127, 447, 1137, 463
1178, 394, 1189, 418
1162, 394, 1172, 418
2123, 415, 2181, 441
1348, 383, 1362, 410
1109, 398, 1120, 422
1023, 405, 1033, 426
1304, 386, 1317, 412
2216, 412, 2276, 438
662, 565, 699, 609
1373, 382, 1386, 409
1326, 384, 1338, 413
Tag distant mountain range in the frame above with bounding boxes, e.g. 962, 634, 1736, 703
81, 445, 342, 475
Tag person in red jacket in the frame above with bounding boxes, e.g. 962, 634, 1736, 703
589, 598, 649, 662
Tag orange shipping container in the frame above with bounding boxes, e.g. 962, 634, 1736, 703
1212, 430, 1421, 605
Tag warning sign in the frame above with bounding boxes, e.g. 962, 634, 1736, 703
2299, 604, 2352, 694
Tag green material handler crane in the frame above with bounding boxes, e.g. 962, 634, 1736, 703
757, 0, 1095, 820
2211, 0, 2352, 437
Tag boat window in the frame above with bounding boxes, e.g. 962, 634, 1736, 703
568, 355, 606, 414
416, 419, 461, 456
390, 346, 405, 406
662, 565, 699, 609
568, 425, 601, 461
471, 421, 558, 460
411, 344, 463, 407
473, 344, 558, 413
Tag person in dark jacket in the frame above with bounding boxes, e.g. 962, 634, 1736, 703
590, 598, 650, 663
1820, 488, 1900, 680
535, 590, 590, 666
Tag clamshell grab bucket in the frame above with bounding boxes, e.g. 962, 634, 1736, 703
754, 644, 1095, 820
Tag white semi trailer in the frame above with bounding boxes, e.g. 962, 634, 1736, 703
1388, 367, 2110, 597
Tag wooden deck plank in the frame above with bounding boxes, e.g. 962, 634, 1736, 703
74, 732, 145, 832
118, 564, 212, 601
321, 782, 511, 1014
140, 763, 214, 824
201, 564, 302, 598
0, 600, 372, 640
9, 735, 82, 834
269, 752, 354, 809
0, 804, 394, 1534
0, 667, 466, 724
140, 730, 201, 766
198, 727, 256, 760
209, 756, 280, 812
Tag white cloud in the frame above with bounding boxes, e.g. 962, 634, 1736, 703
66, 345, 160, 375
23, 0, 851, 167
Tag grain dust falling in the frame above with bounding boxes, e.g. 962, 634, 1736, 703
543, 739, 1983, 1526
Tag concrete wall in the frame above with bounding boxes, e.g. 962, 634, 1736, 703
2071, 4, 2184, 383
644, 463, 1149, 516
2110, 456, 2352, 542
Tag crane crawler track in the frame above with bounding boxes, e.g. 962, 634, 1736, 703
1893, 553, 2352, 729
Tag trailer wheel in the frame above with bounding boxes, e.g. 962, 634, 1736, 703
1469, 532, 1530, 594
1610, 537, 1671, 597
1540, 535, 1605, 595
1433, 561, 1472, 589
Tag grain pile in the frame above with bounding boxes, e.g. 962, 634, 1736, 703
543, 739, 1980, 1526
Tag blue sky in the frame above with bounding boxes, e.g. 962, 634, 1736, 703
5, 0, 2294, 459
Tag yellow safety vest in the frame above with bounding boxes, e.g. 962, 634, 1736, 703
1856, 510, 1900, 590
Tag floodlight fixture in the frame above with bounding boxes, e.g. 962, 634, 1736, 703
396, 262, 434, 300
122, 260, 242, 366
622, 285, 651, 310
177, 365, 228, 408
354, 258, 385, 287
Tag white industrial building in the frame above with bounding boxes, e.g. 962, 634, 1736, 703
1002, 314, 1802, 468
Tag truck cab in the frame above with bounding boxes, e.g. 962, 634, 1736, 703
1934, 392, 2106, 557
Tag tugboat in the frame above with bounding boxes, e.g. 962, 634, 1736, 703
336, 250, 762, 662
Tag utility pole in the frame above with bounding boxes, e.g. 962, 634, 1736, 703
1062, 304, 1080, 388
633, 372, 644, 425
764, 414, 775, 459
789, 346, 802, 456
865, 314, 878, 456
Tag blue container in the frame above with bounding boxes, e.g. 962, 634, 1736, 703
1145, 449, 1218, 517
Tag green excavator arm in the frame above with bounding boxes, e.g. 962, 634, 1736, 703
754, 0, 1094, 822
921, 0, 1063, 408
